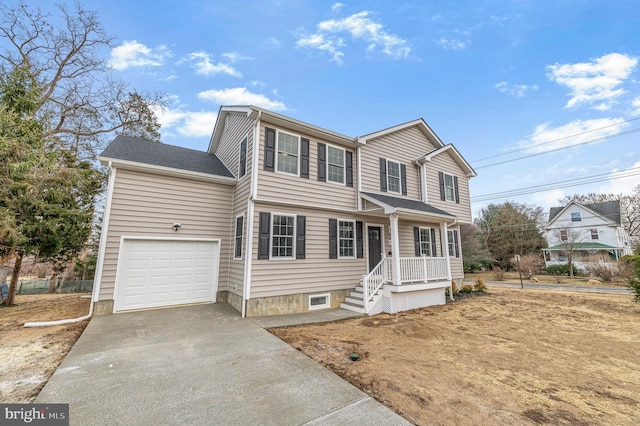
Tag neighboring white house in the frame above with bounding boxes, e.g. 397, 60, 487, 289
542, 200, 632, 271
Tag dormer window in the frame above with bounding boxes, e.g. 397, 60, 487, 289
570, 212, 581, 222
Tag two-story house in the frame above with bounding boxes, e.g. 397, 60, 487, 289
542, 200, 632, 272
92, 106, 476, 317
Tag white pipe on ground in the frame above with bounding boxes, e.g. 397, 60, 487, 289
24, 296, 93, 327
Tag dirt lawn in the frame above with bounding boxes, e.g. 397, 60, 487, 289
271, 288, 640, 425
0, 294, 90, 403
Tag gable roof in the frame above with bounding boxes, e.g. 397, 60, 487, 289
415, 144, 477, 178
356, 118, 445, 148
98, 135, 235, 181
547, 200, 622, 225
361, 192, 455, 219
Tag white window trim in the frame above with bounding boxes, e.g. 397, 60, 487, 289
447, 229, 458, 257
238, 135, 248, 179
338, 218, 356, 259
570, 212, 582, 222
386, 159, 402, 194
590, 228, 599, 240
309, 293, 330, 310
234, 213, 244, 260
443, 173, 455, 202
270, 212, 297, 260
419, 227, 433, 257
326, 144, 346, 185
275, 129, 301, 177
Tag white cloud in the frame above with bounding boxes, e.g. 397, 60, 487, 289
437, 38, 468, 50
221, 52, 253, 63
631, 97, 640, 116
494, 81, 539, 97
331, 3, 344, 12
197, 87, 287, 111
151, 103, 217, 139
547, 53, 638, 110
598, 161, 640, 195
296, 11, 410, 64
532, 189, 566, 210
518, 117, 629, 154
187, 51, 242, 77
109, 40, 171, 70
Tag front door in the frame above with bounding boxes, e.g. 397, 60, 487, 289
367, 226, 383, 272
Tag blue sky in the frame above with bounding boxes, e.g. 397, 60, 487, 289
31, 1, 640, 215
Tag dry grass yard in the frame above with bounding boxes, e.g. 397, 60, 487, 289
271, 287, 640, 425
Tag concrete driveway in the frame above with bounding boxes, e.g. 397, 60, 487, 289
36, 303, 409, 425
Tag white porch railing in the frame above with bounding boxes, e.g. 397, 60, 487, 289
362, 256, 450, 312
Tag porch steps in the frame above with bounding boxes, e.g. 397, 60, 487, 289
340, 284, 382, 314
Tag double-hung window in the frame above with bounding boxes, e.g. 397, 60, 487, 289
338, 220, 355, 258
327, 145, 345, 184
590, 228, 599, 240
570, 212, 582, 222
238, 137, 247, 178
443, 174, 455, 202
419, 228, 432, 256
272, 214, 295, 258
560, 229, 568, 241
387, 160, 401, 193
234, 215, 244, 259
276, 131, 299, 175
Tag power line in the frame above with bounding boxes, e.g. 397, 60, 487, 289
472, 166, 640, 202
473, 127, 640, 170
471, 116, 640, 163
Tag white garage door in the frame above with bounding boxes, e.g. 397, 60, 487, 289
114, 239, 219, 312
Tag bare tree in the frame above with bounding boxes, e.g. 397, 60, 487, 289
0, 1, 164, 156
548, 227, 590, 278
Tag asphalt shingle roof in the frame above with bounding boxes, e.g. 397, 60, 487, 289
99, 135, 234, 178
549, 200, 622, 224
361, 192, 455, 217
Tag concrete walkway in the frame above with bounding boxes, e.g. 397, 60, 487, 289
36, 304, 408, 425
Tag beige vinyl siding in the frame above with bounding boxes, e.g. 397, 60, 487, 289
98, 168, 234, 301
257, 124, 357, 211
360, 126, 438, 199
214, 112, 255, 177
426, 154, 473, 223
249, 203, 366, 298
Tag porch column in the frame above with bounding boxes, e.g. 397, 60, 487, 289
390, 213, 401, 285
440, 222, 452, 281
441, 222, 454, 301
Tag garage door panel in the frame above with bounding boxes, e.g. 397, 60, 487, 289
115, 239, 219, 312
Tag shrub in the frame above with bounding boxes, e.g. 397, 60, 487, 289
460, 284, 474, 293
492, 266, 506, 281
451, 281, 460, 295
546, 264, 570, 276
519, 253, 545, 276
627, 278, 640, 304
584, 260, 617, 282
474, 278, 487, 292
464, 262, 481, 273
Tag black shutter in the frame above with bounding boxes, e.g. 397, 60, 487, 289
454, 230, 460, 257
439, 172, 445, 201
431, 228, 437, 257
329, 219, 338, 259
296, 216, 306, 259
317, 143, 326, 181
300, 138, 310, 178
258, 212, 271, 259
401, 164, 407, 196
264, 128, 276, 171
356, 221, 364, 258
414, 227, 421, 256
346, 151, 353, 187
454, 176, 460, 204
379, 158, 387, 192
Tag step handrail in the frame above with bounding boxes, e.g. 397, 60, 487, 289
362, 257, 388, 313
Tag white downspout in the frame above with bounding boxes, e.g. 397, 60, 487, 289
441, 221, 453, 301
25, 161, 117, 327
242, 111, 261, 317
420, 163, 428, 203
357, 146, 362, 211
